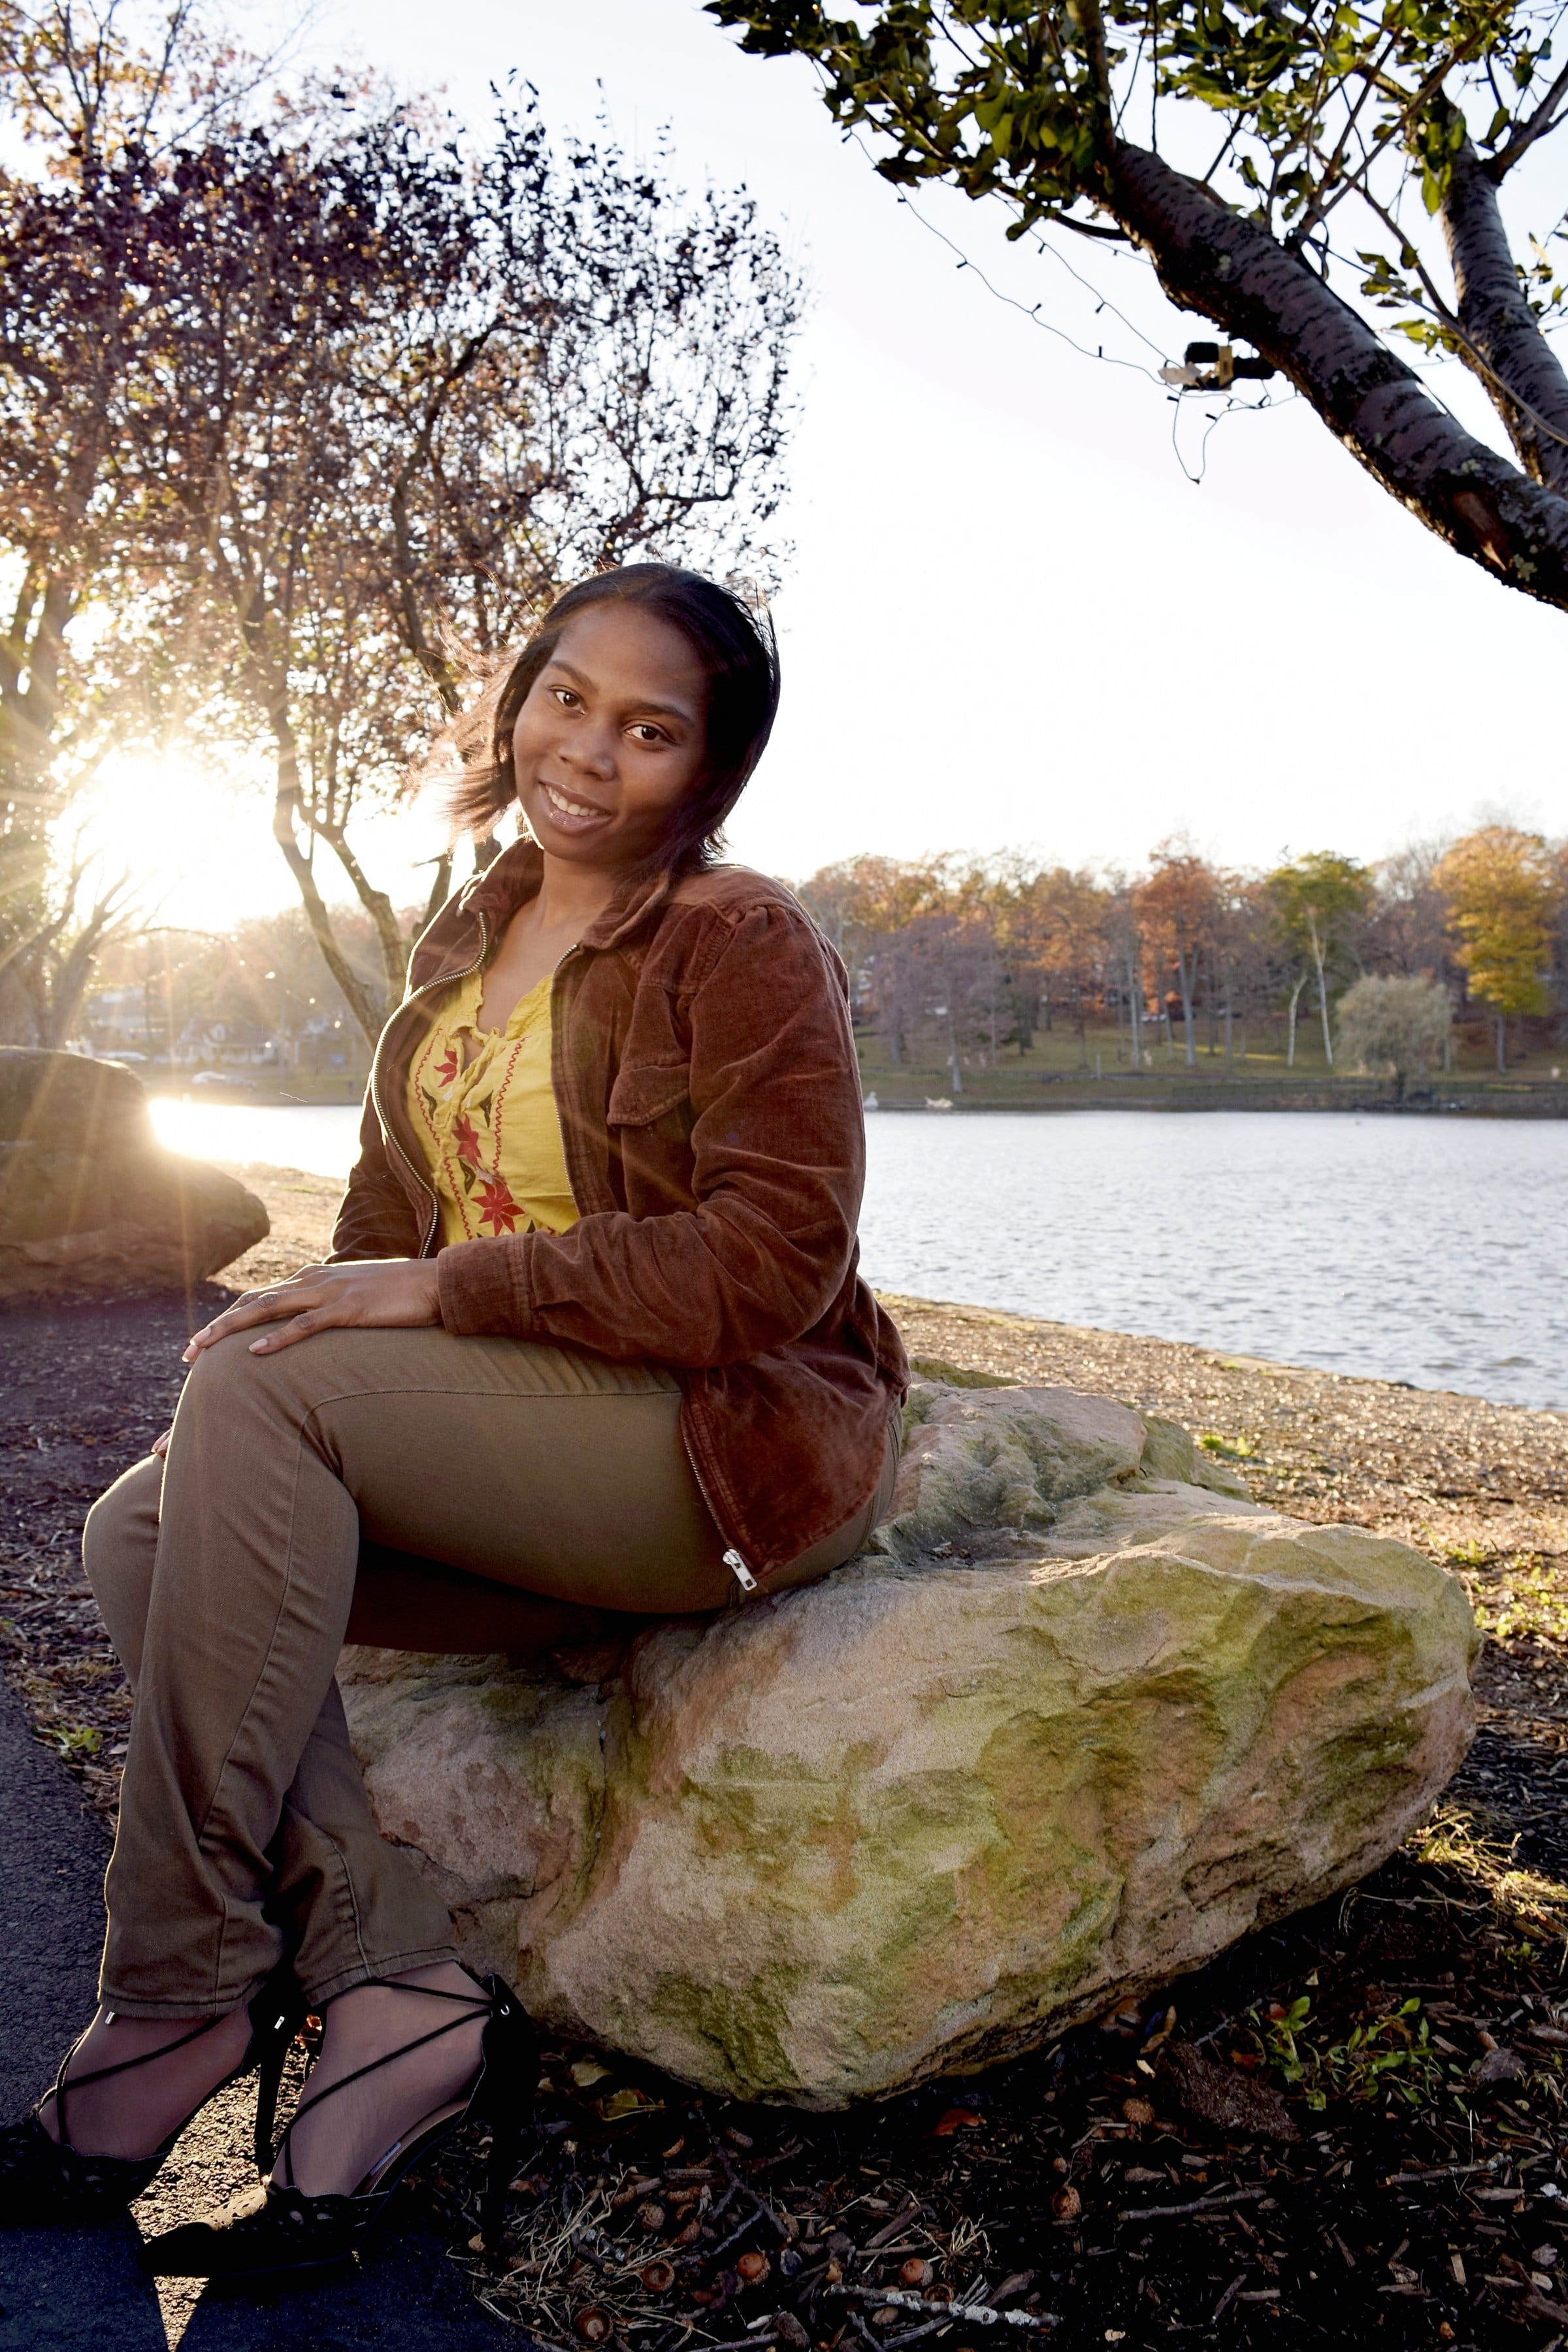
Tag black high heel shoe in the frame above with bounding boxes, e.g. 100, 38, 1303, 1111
140, 1968, 535, 2281
0, 1967, 304, 2227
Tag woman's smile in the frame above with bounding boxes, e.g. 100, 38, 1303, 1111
537, 777, 613, 835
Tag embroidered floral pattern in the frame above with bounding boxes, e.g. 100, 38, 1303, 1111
405, 969, 577, 1247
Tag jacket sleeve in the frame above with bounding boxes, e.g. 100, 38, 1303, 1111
326, 1089, 426, 1263
434, 904, 865, 1365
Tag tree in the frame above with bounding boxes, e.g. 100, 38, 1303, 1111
143, 99, 800, 1043
867, 900, 1001, 1090
1434, 823, 1558, 1068
709, 0, 1568, 613
0, 11, 802, 1047
1266, 851, 1373, 1066
1137, 840, 1217, 1067
1336, 972, 1452, 1098
0, 1, 270, 1037
1360, 840, 1456, 983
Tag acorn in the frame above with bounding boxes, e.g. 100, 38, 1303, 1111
1051, 2184, 1081, 2225
574, 2309, 614, 2345
640, 2260, 676, 2295
900, 2259, 933, 2290
636, 2200, 667, 2234
737, 2251, 771, 2285
1121, 2096, 1156, 2128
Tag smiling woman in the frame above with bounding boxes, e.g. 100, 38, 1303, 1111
7, 561, 909, 2295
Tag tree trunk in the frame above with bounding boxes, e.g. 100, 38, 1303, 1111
1496, 1013, 1506, 1074
1175, 946, 1197, 1068
269, 708, 389, 1048
1307, 911, 1333, 1067
1443, 142, 1568, 497
1286, 973, 1307, 1068
1105, 140, 1568, 613
1124, 942, 1144, 1068
313, 816, 410, 1017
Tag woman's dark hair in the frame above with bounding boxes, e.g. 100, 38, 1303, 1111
448, 564, 779, 875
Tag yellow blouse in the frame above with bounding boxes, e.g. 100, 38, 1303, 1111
406, 968, 578, 1247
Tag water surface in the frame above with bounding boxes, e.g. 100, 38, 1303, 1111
148, 1098, 1567, 1412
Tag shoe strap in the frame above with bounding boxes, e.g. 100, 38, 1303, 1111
276, 1982, 495, 2191
48, 2012, 232, 2153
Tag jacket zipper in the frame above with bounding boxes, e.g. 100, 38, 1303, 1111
370, 913, 491, 1259
722, 1548, 758, 1593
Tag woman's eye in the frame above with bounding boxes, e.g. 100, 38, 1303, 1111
552, 688, 580, 709
630, 723, 667, 745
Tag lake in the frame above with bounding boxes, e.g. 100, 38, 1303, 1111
147, 1099, 1568, 1414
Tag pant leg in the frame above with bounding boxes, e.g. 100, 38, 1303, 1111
94, 1326, 733, 2016
84, 1456, 456, 2016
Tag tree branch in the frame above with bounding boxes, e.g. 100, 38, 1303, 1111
1440, 138, 1568, 494
1487, 56, 1568, 178
1105, 138, 1568, 608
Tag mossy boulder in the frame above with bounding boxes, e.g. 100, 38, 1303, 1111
0, 1047, 267, 1295
340, 1382, 1478, 2108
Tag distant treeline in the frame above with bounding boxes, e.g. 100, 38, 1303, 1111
793, 830, 1568, 1080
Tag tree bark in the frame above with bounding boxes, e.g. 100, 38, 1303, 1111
1105, 141, 1568, 612
1286, 972, 1307, 1067
1174, 943, 1197, 1067
1306, 911, 1334, 1066
268, 706, 389, 1049
1442, 143, 1568, 498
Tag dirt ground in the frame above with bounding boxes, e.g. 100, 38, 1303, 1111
1, 1162, 1565, 2348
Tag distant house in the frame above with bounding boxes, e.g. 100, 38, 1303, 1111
175, 1017, 280, 1070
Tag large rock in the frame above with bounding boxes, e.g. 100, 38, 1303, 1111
340, 1382, 1478, 2108
0, 1048, 267, 1296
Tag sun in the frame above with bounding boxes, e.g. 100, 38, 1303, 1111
69, 751, 452, 934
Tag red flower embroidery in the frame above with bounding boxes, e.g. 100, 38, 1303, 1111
434, 1045, 459, 1088
452, 1111, 483, 1166
472, 1172, 520, 1234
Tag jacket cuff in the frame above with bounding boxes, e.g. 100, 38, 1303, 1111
436, 1235, 534, 1335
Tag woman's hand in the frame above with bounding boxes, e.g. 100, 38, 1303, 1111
182, 1260, 442, 1364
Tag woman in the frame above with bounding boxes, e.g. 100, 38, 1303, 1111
0, 564, 908, 2281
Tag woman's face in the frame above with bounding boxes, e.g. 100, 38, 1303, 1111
511, 603, 710, 873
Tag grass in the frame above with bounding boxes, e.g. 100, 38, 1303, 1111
854, 1015, 1568, 1102
1408, 1801, 1568, 1939
1469, 1552, 1568, 1646
1200, 1431, 1260, 1461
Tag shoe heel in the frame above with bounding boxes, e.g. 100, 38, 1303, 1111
475, 1978, 536, 2247
248, 1972, 304, 2177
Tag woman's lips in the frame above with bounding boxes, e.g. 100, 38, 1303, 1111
537, 778, 613, 834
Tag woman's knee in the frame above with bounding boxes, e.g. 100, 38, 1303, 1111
82, 1454, 163, 1684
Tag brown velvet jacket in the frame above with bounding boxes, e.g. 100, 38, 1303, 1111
329, 840, 908, 1579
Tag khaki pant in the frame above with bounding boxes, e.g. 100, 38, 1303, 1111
84, 1326, 898, 2019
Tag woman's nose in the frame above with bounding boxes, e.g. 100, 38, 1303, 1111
559, 721, 617, 779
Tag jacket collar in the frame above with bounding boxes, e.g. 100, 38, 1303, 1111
450, 835, 678, 957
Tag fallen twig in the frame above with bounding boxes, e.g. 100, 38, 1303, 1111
1116, 2187, 1268, 2221
825, 2286, 1057, 2331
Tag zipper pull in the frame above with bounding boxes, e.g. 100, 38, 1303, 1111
723, 1548, 759, 1594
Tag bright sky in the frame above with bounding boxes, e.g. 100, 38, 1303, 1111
84, 0, 1568, 929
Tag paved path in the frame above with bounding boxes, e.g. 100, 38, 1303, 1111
0, 1682, 510, 2351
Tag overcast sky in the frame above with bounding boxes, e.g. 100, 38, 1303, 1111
118, 0, 1565, 925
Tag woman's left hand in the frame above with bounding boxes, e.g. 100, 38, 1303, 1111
182, 1260, 443, 1362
